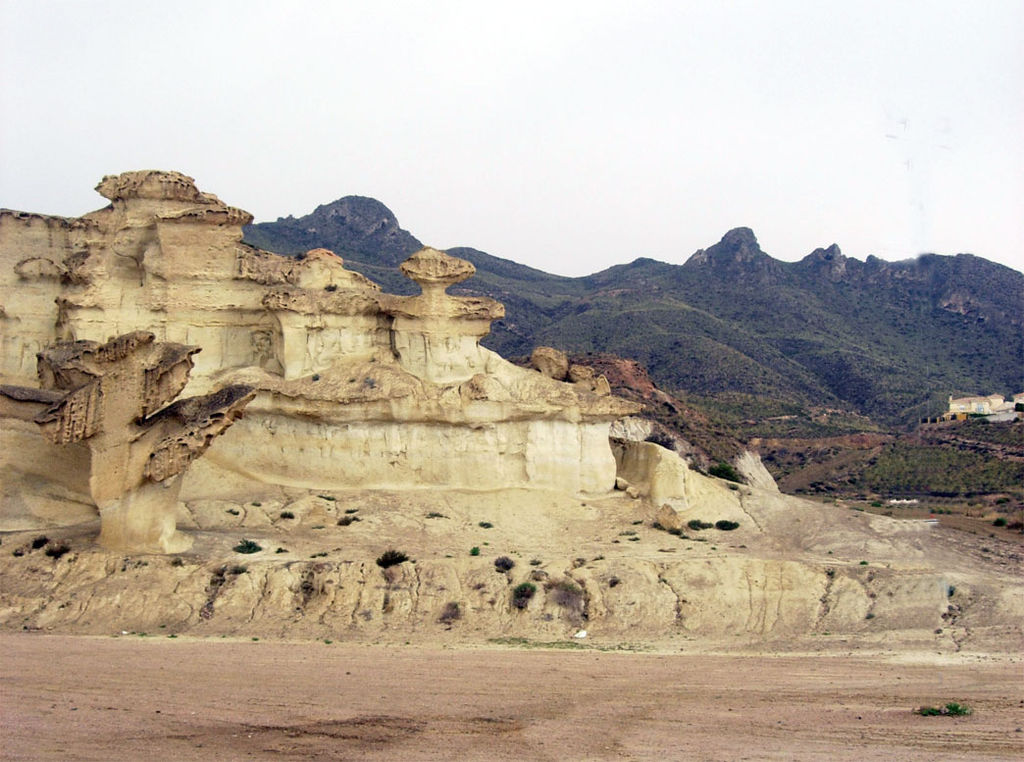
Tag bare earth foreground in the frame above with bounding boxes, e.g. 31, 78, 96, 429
1, 635, 1021, 761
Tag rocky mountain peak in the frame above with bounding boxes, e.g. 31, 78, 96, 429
799, 243, 847, 280
684, 227, 782, 282
246, 195, 421, 266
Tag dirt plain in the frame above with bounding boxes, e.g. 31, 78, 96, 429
2, 481, 1022, 760
2, 634, 1022, 761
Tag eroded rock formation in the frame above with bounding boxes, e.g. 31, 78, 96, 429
1, 332, 253, 552
1, 171, 640, 508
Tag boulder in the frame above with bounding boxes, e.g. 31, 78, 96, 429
531, 346, 569, 380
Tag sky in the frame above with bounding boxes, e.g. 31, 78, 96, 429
1, 0, 1022, 276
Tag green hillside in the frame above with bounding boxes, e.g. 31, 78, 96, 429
245, 202, 1024, 430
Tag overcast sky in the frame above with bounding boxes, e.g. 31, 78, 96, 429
2, 0, 1021, 276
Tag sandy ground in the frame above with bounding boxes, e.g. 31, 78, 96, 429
1, 634, 1021, 761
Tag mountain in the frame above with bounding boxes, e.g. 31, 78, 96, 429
243, 199, 1024, 430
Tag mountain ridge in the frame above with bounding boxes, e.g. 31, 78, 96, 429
244, 197, 1024, 429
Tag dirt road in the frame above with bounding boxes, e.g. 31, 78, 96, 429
1, 634, 1021, 760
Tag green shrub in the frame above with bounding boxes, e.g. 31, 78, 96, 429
233, 539, 262, 554
715, 520, 740, 531
469, 546, 480, 556
992, 517, 1007, 527
376, 549, 409, 568
478, 521, 494, 529
279, 511, 295, 519
511, 582, 536, 609
708, 462, 743, 483
337, 515, 361, 526
687, 519, 713, 531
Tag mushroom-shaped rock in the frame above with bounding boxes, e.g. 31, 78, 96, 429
384, 248, 504, 384
400, 247, 476, 293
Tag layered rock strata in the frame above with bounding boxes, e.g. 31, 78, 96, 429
0, 171, 639, 503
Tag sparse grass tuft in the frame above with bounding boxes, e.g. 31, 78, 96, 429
438, 601, 461, 624
916, 702, 972, 717
547, 578, 585, 615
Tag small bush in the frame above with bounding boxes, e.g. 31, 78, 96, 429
233, 539, 262, 554
859, 560, 869, 565
494, 556, 515, 572
469, 546, 480, 556
916, 702, 972, 716
478, 521, 493, 529
708, 462, 743, 483
279, 511, 295, 520
226, 509, 240, 516
337, 515, 361, 526
438, 601, 461, 624
529, 559, 542, 566
608, 576, 621, 588
425, 512, 446, 519
44, 543, 70, 559
31, 536, 49, 550
687, 519, 713, 531
644, 429, 676, 449
511, 582, 536, 609
714, 520, 740, 531
228, 564, 248, 575
376, 549, 409, 568
992, 517, 1007, 527
548, 578, 585, 615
